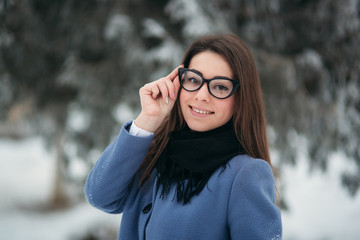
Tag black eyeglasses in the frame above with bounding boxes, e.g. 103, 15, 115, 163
178, 68, 240, 99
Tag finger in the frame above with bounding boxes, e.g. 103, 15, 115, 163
167, 65, 183, 82
151, 84, 160, 99
157, 79, 169, 103
140, 83, 152, 96
164, 77, 176, 99
165, 65, 183, 99
173, 75, 181, 97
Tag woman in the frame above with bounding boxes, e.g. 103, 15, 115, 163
85, 34, 282, 239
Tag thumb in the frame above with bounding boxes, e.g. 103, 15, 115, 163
167, 65, 184, 81
173, 75, 181, 97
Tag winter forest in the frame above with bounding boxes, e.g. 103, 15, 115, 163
0, 0, 359, 239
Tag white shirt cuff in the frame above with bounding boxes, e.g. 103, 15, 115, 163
129, 120, 155, 137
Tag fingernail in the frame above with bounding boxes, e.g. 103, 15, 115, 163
165, 97, 169, 104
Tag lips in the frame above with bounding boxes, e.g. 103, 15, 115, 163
190, 106, 214, 115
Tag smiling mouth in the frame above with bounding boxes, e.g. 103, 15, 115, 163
190, 106, 214, 115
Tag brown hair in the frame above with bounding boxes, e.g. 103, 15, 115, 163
137, 34, 272, 187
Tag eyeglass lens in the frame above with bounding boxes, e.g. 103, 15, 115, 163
180, 70, 235, 99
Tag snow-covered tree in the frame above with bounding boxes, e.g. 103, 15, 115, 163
0, 0, 359, 207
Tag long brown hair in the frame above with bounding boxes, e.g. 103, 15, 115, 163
137, 34, 271, 187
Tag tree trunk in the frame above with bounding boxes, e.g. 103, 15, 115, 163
51, 122, 70, 209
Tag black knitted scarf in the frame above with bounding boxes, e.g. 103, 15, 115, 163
155, 120, 245, 204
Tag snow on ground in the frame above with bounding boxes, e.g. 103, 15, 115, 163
0, 137, 360, 239
0, 137, 120, 240
282, 151, 360, 240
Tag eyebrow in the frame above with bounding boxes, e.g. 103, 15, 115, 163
189, 68, 233, 80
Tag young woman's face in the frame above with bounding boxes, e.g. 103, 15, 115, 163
180, 51, 236, 132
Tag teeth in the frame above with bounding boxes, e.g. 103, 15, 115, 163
192, 107, 212, 114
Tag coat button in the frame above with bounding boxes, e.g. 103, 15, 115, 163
142, 203, 152, 214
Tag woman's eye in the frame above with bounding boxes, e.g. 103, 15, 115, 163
188, 77, 201, 85
214, 84, 229, 91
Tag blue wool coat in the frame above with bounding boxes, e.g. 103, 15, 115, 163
84, 122, 282, 240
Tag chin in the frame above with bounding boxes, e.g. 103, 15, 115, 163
186, 122, 215, 132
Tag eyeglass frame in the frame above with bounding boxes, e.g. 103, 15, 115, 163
178, 67, 240, 99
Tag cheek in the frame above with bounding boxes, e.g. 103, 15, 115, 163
179, 90, 190, 107
219, 98, 235, 117
179, 91, 187, 113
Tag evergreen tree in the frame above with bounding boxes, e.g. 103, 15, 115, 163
0, 0, 359, 206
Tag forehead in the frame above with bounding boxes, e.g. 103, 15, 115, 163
188, 51, 233, 79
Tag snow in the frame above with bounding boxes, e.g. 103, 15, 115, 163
104, 14, 132, 41
0, 136, 359, 239
113, 103, 136, 124
0, 137, 120, 240
165, 0, 229, 38
282, 151, 360, 240
142, 18, 167, 38
67, 107, 91, 133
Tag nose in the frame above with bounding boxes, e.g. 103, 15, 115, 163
195, 84, 211, 102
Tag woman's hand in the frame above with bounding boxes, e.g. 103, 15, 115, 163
134, 66, 182, 132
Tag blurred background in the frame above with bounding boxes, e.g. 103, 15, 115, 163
0, 0, 359, 239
